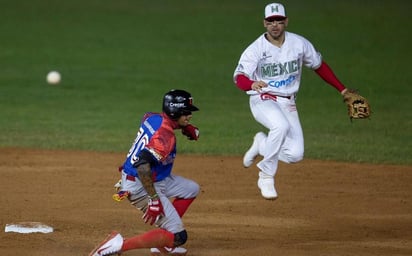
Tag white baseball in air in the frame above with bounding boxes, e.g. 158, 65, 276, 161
47, 71, 61, 85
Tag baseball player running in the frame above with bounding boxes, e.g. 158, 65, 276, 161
233, 3, 351, 200
89, 89, 200, 256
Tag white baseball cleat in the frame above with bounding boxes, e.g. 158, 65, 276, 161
243, 132, 266, 168
257, 173, 278, 200
150, 247, 187, 255
89, 231, 123, 256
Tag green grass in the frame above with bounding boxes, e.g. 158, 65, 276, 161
0, 0, 411, 165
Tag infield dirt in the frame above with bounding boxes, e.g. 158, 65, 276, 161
1, 148, 411, 256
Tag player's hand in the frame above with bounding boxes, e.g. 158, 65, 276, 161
251, 81, 267, 92
181, 124, 199, 140
142, 195, 164, 225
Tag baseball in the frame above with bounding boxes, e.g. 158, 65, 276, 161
47, 71, 61, 85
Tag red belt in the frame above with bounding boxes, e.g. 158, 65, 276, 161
260, 93, 291, 101
126, 175, 136, 181
119, 167, 136, 181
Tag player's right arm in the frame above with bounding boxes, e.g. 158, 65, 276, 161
233, 37, 267, 92
235, 74, 267, 92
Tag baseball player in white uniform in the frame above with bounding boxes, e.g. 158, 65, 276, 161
233, 3, 350, 200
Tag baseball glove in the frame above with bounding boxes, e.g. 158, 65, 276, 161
342, 89, 371, 120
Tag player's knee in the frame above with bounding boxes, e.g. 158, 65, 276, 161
193, 182, 200, 197
289, 149, 304, 163
289, 154, 303, 163
187, 181, 200, 198
280, 148, 304, 164
173, 230, 188, 247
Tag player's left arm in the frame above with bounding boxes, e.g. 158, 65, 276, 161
315, 61, 371, 119
314, 61, 347, 95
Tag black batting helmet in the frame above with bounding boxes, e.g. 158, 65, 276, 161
162, 89, 199, 119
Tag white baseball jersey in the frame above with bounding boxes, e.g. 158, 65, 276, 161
234, 31, 322, 97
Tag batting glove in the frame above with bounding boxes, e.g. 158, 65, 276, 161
182, 124, 199, 140
142, 195, 164, 225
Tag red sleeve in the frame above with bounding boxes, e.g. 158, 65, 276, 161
235, 74, 254, 91
314, 61, 346, 93
146, 116, 176, 161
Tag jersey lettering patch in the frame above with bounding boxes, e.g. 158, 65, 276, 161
143, 120, 155, 134
261, 59, 299, 78
268, 75, 297, 88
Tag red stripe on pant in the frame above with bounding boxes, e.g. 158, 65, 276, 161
172, 198, 196, 217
